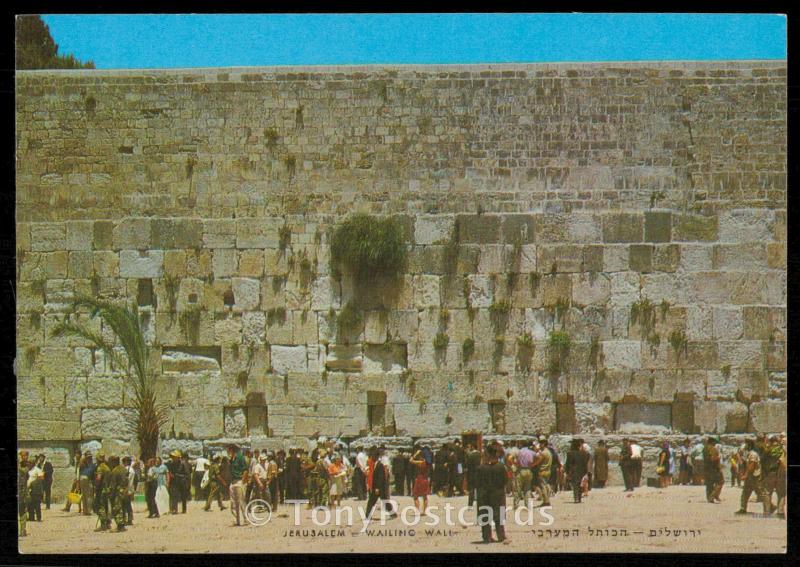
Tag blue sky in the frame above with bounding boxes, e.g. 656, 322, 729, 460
40, 13, 786, 69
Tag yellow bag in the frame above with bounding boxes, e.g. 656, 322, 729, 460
656, 466, 666, 475
68, 491, 81, 504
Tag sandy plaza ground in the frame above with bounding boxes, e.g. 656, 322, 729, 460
19, 485, 785, 554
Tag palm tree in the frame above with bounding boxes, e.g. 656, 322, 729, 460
50, 296, 168, 461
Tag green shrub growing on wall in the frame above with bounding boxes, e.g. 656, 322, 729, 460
548, 330, 571, 374
330, 214, 407, 284
462, 338, 475, 361
433, 332, 450, 351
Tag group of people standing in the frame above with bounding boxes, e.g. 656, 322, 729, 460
16, 451, 54, 537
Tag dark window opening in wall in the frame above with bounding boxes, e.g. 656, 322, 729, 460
488, 399, 507, 434
614, 403, 672, 432
367, 391, 387, 433
555, 394, 576, 434
672, 393, 696, 434
223, 288, 235, 308
188, 292, 198, 304
137, 279, 155, 307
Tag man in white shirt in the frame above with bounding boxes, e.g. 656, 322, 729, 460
251, 455, 268, 502
629, 440, 643, 487
354, 449, 368, 500
193, 453, 210, 500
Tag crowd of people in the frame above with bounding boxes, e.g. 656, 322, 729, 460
17, 432, 787, 538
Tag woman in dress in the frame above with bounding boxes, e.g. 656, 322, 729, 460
327, 455, 346, 509
410, 450, 431, 515
153, 457, 170, 516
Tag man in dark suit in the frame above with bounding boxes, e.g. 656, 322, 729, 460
391, 450, 406, 496
476, 445, 508, 543
365, 447, 395, 519
465, 443, 482, 507
565, 438, 590, 503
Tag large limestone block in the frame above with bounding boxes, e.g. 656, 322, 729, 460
81, 408, 136, 439
571, 272, 610, 307
119, 250, 163, 278
172, 407, 223, 438
678, 244, 713, 272
387, 310, 418, 344
717, 341, 763, 370
151, 218, 203, 249
212, 248, 238, 278
241, 311, 266, 345
673, 214, 718, 242
18, 409, 81, 441
30, 222, 66, 252
505, 401, 557, 434
413, 274, 441, 309
575, 403, 614, 434
712, 243, 767, 271
712, 307, 743, 340
292, 309, 317, 344
466, 274, 493, 308
65, 220, 94, 250
224, 407, 247, 437
602, 341, 641, 370
93, 250, 119, 277
231, 277, 261, 311
602, 213, 643, 243
310, 276, 340, 311
236, 218, 277, 248
719, 209, 774, 243
456, 214, 501, 244
693, 401, 748, 433
603, 245, 629, 272
608, 272, 639, 308
414, 215, 454, 245
112, 218, 151, 250
238, 249, 265, 277
271, 345, 308, 375
203, 219, 237, 248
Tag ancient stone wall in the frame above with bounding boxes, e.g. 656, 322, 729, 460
16, 62, 786, 494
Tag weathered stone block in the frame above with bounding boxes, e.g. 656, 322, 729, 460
30, 223, 66, 252
212, 248, 238, 278
65, 221, 94, 250
231, 277, 261, 311
203, 219, 237, 248
413, 274, 440, 309
602, 340, 641, 370
571, 273, 610, 307
602, 213, 643, 243
644, 211, 672, 242
271, 345, 308, 375
748, 401, 786, 433
502, 214, 535, 244
67, 251, 93, 278
119, 250, 163, 278
712, 243, 767, 270
719, 209, 773, 243
603, 245, 629, 272
456, 214, 500, 244
712, 307, 743, 340
112, 218, 151, 250
81, 408, 136, 439
414, 215, 454, 245
673, 214, 718, 242
694, 401, 748, 433
652, 244, 679, 272
151, 218, 203, 249
629, 244, 652, 273
364, 343, 407, 373
236, 218, 277, 248
678, 244, 712, 272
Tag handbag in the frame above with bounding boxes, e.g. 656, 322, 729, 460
200, 469, 210, 489
656, 466, 666, 475
68, 491, 82, 504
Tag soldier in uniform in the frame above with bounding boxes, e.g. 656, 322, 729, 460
108, 456, 128, 532
308, 452, 329, 508
762, 435, 786, 518
203, 455, 227, 511
736, 438, 771, 516
703, 437, 723, 503
93, 452, 112, 531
